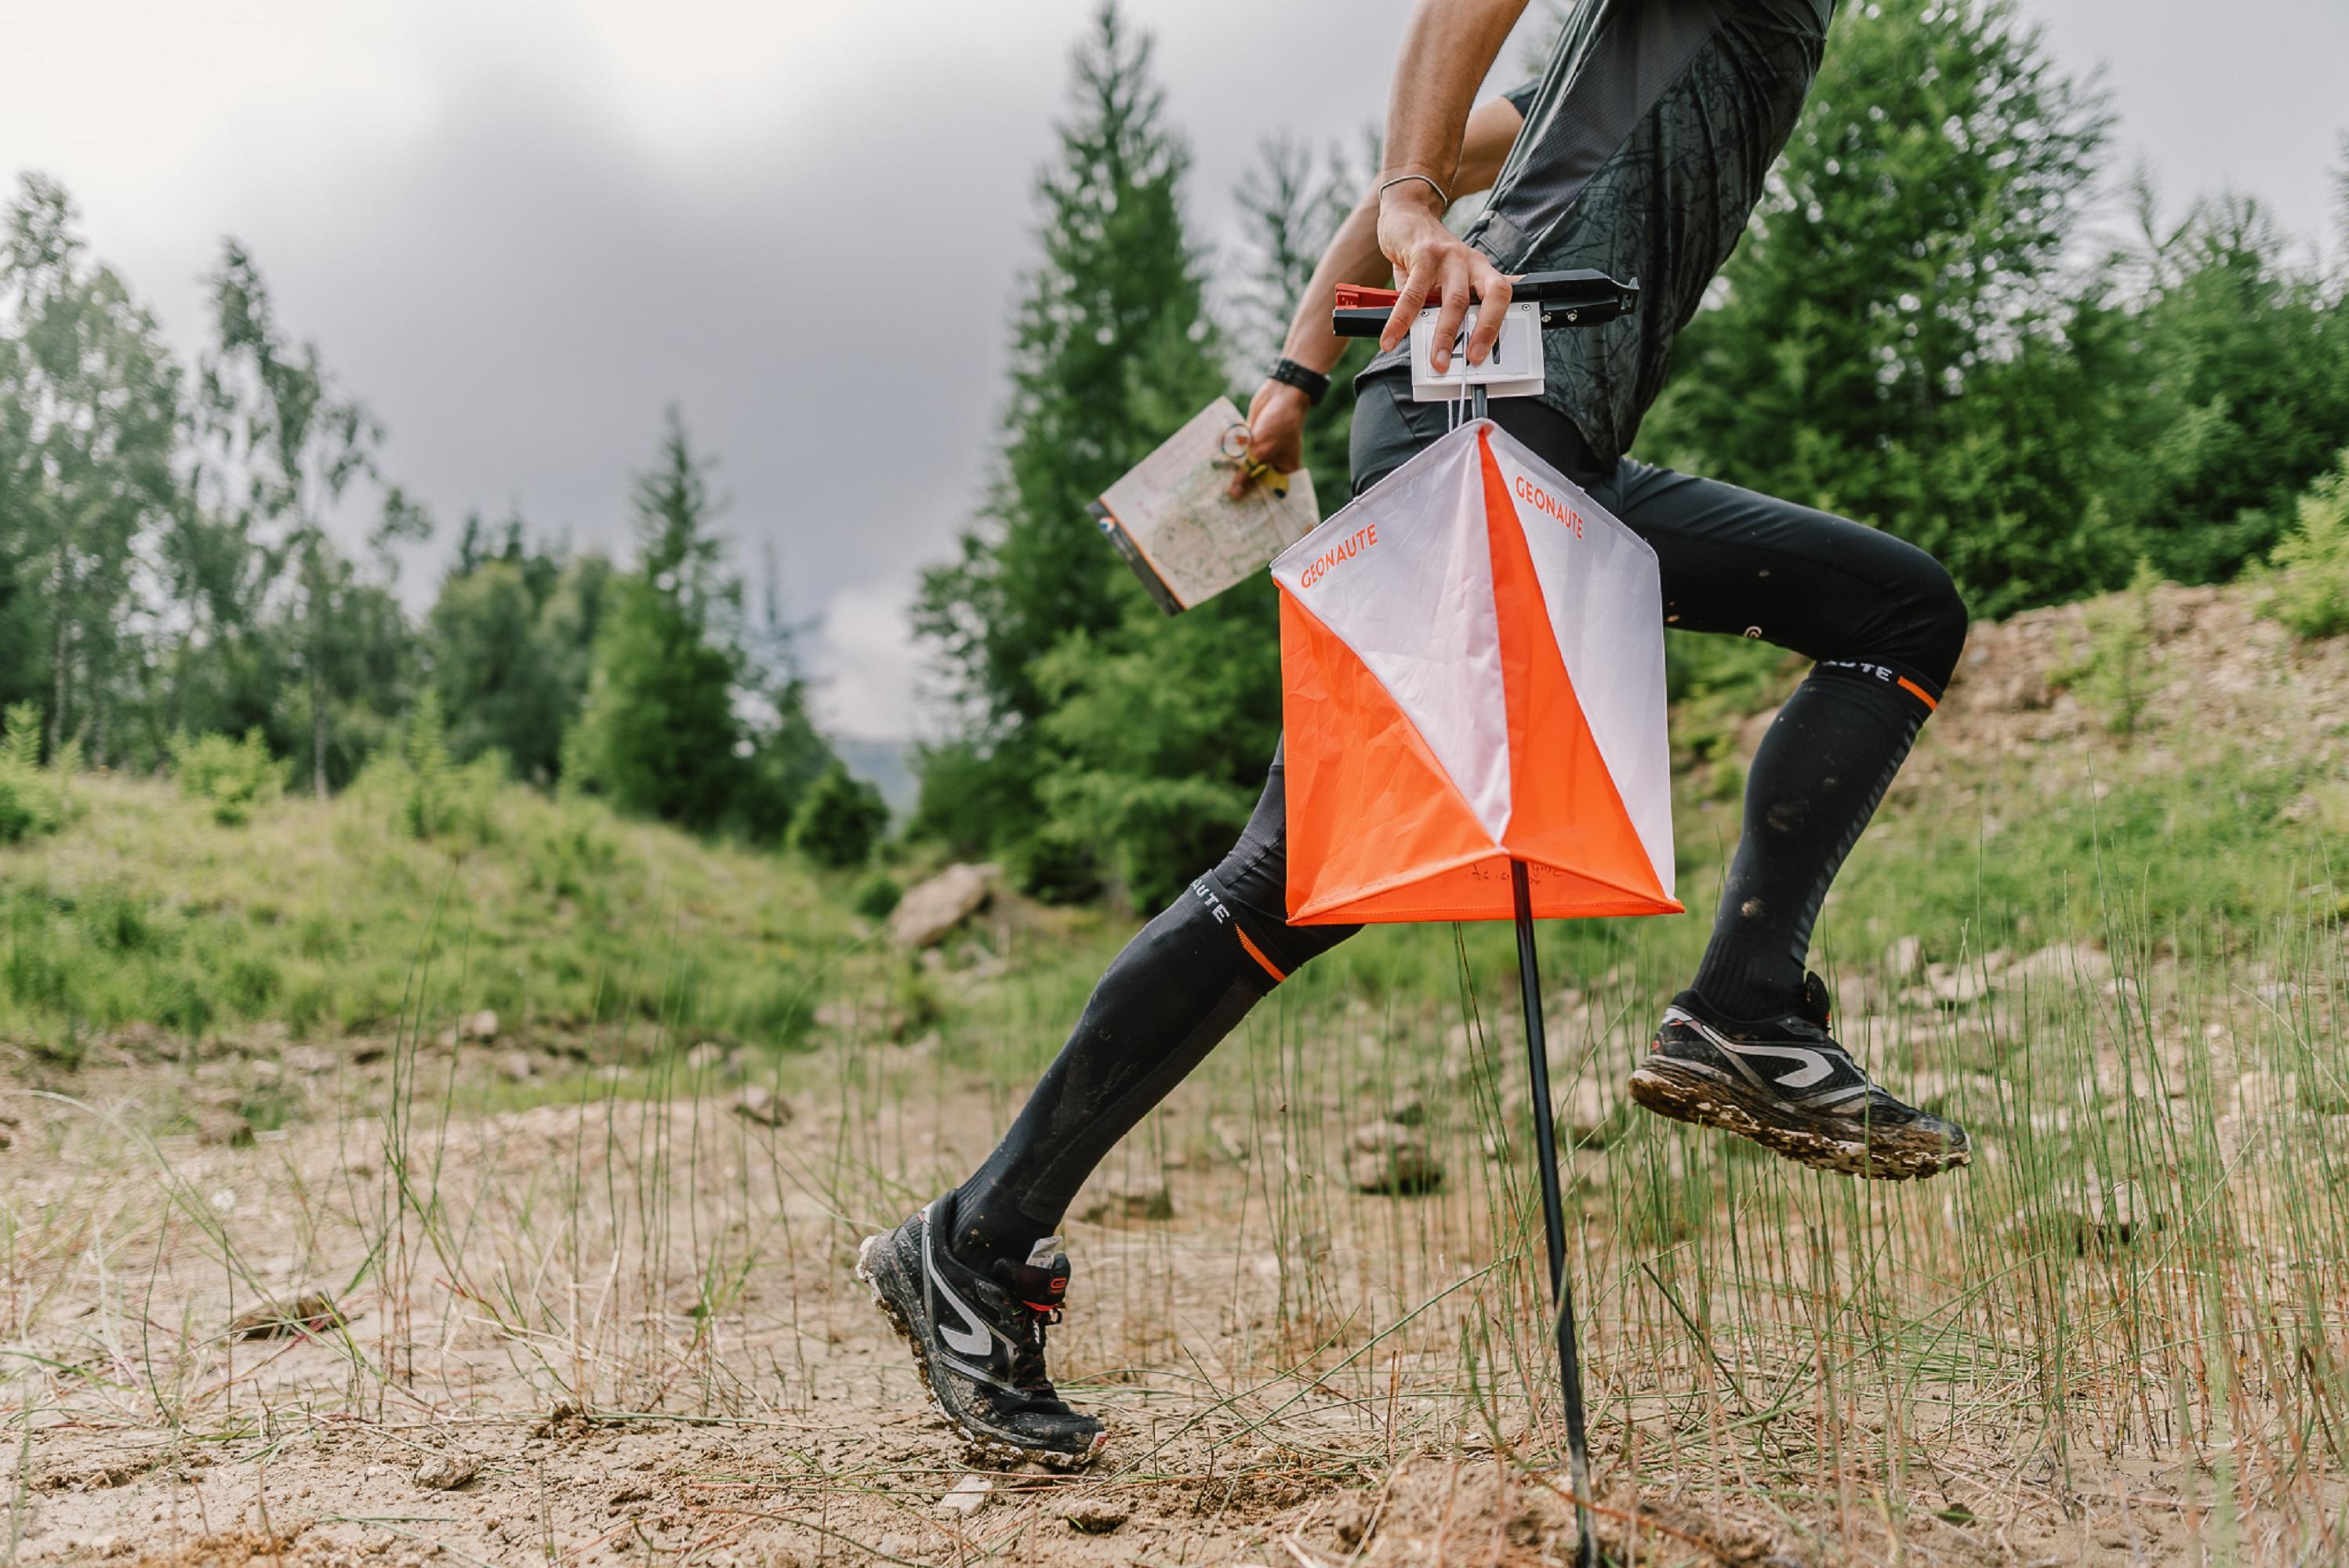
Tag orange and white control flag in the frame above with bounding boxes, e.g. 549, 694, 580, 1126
1272, 419, 1683, 926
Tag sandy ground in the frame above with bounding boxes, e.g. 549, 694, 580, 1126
9, 1015, 2321, 1568
16, 584, 2349, 1563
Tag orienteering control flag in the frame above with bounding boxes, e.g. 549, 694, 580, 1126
1272, 419, 1682, 925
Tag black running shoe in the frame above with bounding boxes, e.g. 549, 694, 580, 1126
1628, 974, 1970, 1181
855, 1192, 1106, 1468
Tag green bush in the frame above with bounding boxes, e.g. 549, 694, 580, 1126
0, 704, 75, 845
2256, 448, 2349, 640
169, 729, 286, 826
788, 764, 888, 869
851, 872, 903, 920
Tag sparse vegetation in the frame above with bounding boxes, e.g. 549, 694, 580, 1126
0, 768, 860, 1047
2257, 445, 2349, 639
0, 701, 74, 844
8, 570, 2349, 1565
2052, 555, 2162, 735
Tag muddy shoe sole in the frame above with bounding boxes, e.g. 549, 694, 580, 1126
854, 1234, 1107, 1471
1628, 1057, 1970, 1181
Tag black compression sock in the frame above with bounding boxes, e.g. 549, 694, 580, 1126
947, 875, 1291, 1272
1690, 662, 1939, 1019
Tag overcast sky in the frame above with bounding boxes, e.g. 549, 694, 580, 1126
5, 0, 2344, 740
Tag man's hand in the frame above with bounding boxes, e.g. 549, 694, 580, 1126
1377, 185, 1514, 374
1229, 380, 1311, 499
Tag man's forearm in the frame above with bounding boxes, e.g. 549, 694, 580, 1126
1274, 90, 1530, 375
1381, 0, 1529, 195
1276, 198, 1390, 374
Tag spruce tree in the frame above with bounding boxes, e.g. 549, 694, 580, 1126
568, 411, 748, 831
1027, 135, 1376, 906
913, 2, 1225, 877
1642, 0, 2111, 615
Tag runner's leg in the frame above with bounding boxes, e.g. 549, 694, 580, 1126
1584, 459, 1968, 1020
946, 753, 1358, 1269
1354, 370, 1963, 1018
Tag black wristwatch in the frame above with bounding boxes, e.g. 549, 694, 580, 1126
1268, 358, 1330, 406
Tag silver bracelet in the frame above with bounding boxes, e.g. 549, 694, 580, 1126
1376, 172, 1451, 209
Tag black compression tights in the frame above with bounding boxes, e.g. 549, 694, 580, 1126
947, 386, 1968, 1272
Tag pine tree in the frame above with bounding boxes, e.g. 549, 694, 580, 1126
568, 410, 752, 831
788, 764, 888, 869
912, 2, 1226, 875
1642, 0, 2112, 615
2096, 190, 2349, 583
1024, 134, 1380, 906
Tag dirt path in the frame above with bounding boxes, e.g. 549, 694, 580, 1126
13, 1024, 2289, 1568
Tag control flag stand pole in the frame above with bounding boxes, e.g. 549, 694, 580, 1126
1478, 373, 1597, 1568
1316, 285, 1647, 1568
1512, 858, 1599, 1568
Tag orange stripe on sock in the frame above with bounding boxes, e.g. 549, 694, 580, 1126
1234, 926, 1287, 984
1896, 676, 1938, 712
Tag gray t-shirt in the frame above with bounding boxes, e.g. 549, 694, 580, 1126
1369, 0, 1832, 468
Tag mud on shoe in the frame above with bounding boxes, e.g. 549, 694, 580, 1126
1628, 973, 1970, 1181
854, 1192, 1106, 1468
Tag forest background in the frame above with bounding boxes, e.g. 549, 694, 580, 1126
4, 0, 2347, 906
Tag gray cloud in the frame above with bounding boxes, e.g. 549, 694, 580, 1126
5, 0, 2341, 740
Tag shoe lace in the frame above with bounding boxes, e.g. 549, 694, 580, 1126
1004, 1300, 1065, 1396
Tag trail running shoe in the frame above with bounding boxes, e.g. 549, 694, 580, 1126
855, 1191, 1106, 1468
1628, 973, 1970, 1181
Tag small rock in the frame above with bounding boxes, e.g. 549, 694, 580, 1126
494, 1050, 535, 1084
459, 1010, 500, 1043
1999, 942, 2115, 993
936, 1473, 993, 1517
1904, 957, 2004, 1009
1058, 1497, 1129, 1534
1388, 1094, 1428, 1127
1349, 1122, 1443, 1194
684, 1041, 726, 1071
735, 1084, 793, 1128
953, 941, 1010, 982
1882, 935, 1924, 978
414, 1454, 477, 1492
1080, 1174, 1174, 1222
531, 1402, 589, 1439
196, 1109, 256, 1147
228, 1291, 343, 1340
888, 863, 998, 949
1210, 1116, 1251, 1164
608, 1483, 653, 1511
2010, 1180, 2162, 1252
